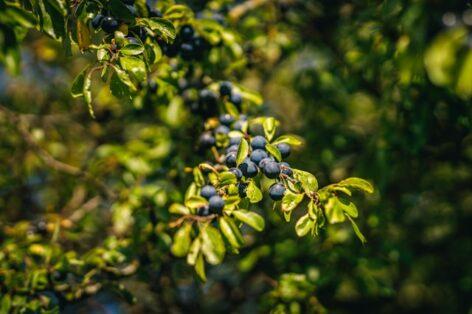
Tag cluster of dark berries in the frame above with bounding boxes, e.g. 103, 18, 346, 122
185, 81, 243, 118
199, 112, 293, 203
197, 185, 225, 216
159, 25, 210, 60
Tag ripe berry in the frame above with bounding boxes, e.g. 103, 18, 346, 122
259, 157, 274, 169
277, 143, 291, 158
91, 14, 103, 29
280, 162, 293, 176
229, 167, 243, 180
263, 161, 281, 179
101, 17, 119, 33
148, 80, 157, 93
199, 132, 215, 148
226, 145, 239, 154
180, 43, 194, 60
250, 149, 268, 165
233, 120, 244, 131
238, 182, 248, 197
197, 206, 210, 216
239, 159, 258, 178
229, 136, 242, 146
215, 125, 230, 135
269, 183, 286, 201
219, 81, 232, 97
219, 114, 234, 126
199, 89, 218, 107
225, 152, 237, 167
251, 135, 267, 150
200, 185, 217, 199
180, 25, 194, 41
209, 195, 225, 213
230, 92, 242, 107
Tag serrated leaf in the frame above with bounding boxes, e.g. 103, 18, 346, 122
232, 209, 265, 232
346, 215, 367, 244
295, 214, 314, 237
219, 216, 244, 249
120, 43, 145, 56
184, 196, 208, 209
281, 191, 304, 212
218, 171, 237, 186
246, 180, 262, 203
136, 18, 176, 41
71, 66, 88, 97
171, 223, 192, 257
119, 56, 146, 82
265, 143, 282, 161
272, 134, 304, 147
263, 117, 277, 141
200, 224, 226, 265
338, 177, 374, 194
293, 169, 318, 193
236, 138, 249, 166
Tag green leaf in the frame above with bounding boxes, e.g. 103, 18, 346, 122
110, 0, 135, 22
193, 167, 205, 187
218, 171, 237, 186
83, 68, 95, 119
295, 214, 314, 237
219, 216, 244, 249
120, 43, 145, 56
324, 197, 346, 224
293, 169, 318, 193
263, 117, 277, 141
194, 253, 206, 281
71, 67, 88, 98
171, 223, 192, 257
187, 237, 201, 265
346, 215, 367, 244
136, 18, 176, 41
169, 203, 190, 215
338, 177, 374, 194
119, 56, 146, 82
272, 134, 304, 147
232, 209, 265, 232
236, 138, 249, 166
185, 196, 208, 209
265, 143, 282, 161
281, 191, 304, 212
200, 224, 226, 265
246, 180, 263, 203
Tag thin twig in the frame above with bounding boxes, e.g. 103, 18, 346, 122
0, 104, 116, 200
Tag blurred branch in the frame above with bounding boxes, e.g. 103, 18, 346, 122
0, 104, 116, 200
229, 0, 269, 21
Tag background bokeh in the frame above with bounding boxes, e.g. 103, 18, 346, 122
1, 0, 471, 313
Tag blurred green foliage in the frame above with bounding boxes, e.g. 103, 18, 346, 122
1, 0, 471, 313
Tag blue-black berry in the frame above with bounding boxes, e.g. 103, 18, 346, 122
199, 132, 215, 148
259, 157, 275, 169
197, 206, 210, 216
230, 92, 242, 107
179, 25, 194, 41
229, 167, 243, 180
226, 145, 239, 154
251, 135, 267, 150
219, 114, 235, 126
277, 143, 291, 158
238, 182, 248, 197
229, 136, 242, 146
250, 149, 268, 165
239, 159, 258, 178
200, 185, 217, 199
215, 125, 230, 135
91, 14, 103, 29
280, 162, 293, 176
269, 183, 286, 201
101, 17, 119, 33
209, 195, 225, 213
225, 152, 237, 167
263, 161, 281, 179
219, 81, 232, 97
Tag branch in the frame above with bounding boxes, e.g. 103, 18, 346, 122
0, 104, 116, 200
